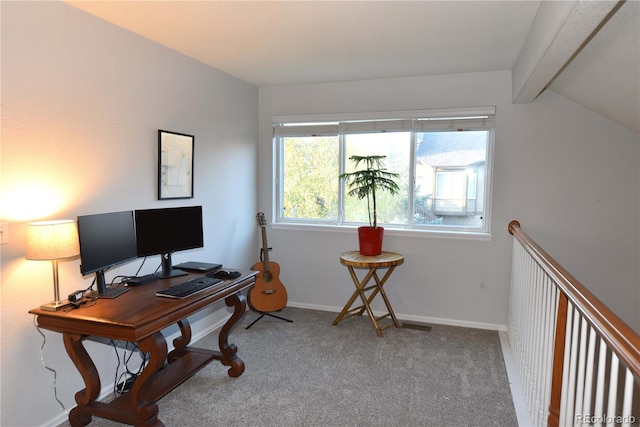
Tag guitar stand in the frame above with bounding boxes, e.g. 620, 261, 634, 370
245, 311, 293, 329
247, 236, 292, 329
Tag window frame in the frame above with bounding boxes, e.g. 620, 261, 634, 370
273, 107, 495, 239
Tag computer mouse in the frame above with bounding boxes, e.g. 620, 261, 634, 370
207, 269, 241, 280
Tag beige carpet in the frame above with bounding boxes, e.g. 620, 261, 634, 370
59, 306, 517, 426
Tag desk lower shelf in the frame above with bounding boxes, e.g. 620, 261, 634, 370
148, 347, 217, 401
80, 347, 215, 426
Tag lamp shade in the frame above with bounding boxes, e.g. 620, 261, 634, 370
25, 220, 80, 261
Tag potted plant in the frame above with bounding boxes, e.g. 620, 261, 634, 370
339, 154, 400, 255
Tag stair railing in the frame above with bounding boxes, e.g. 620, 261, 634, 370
507, 220, 640, 426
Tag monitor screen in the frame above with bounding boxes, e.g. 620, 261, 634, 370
77, 210, 137, 298
134, 206, 203, 278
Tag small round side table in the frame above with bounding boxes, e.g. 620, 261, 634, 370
332, 251, 404, 337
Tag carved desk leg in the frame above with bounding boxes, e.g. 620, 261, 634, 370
129, 331, 168, 427
216, 291, 247, 377
167, 318, 192, 363
63, 333, 100, 427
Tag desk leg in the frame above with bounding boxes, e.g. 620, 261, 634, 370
214, 291, 246, 377
64, 331, 167, 427
64, 333, 99, 427
129, 332, 168, 426
167, 319, 192, 363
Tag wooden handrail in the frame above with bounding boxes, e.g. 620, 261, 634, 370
508, 220, 640, 377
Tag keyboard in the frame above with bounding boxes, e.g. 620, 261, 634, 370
156, 276, 224, 299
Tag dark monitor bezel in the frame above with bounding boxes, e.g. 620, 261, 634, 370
77, 210, 137, 298
134, 205, 204, 278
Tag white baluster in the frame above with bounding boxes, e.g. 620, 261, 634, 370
593, 338, 607, 427
621, 368, 634, 427
606, 353, 619, 426
575, 317, 588, 424
582, 327, 597, 421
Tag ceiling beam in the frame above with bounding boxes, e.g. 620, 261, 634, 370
512, 0, 623, 104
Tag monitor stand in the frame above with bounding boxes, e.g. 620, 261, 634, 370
95, 287, 129, 299
158, 252, 188, 279
89, 270, 129, 299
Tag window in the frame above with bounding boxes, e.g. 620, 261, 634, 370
274, 108, 494, 235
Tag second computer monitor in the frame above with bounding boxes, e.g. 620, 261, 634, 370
134, 206, 204, 278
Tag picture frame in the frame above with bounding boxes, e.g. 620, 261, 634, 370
158, 130, 194, 200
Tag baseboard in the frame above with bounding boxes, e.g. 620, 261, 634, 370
499, 331, 533, 427
287, 301, 508, 331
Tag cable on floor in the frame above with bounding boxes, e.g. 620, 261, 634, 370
33, 315, 67, 414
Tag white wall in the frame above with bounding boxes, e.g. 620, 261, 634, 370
1, 2, 258, 426
2, 2, 638, 426
258, 71, 639, 331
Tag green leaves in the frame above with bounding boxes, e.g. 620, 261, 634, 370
339, 155, 400, 228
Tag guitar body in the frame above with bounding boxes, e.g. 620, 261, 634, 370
248, 260, 288, 313
248, 212, 288, 313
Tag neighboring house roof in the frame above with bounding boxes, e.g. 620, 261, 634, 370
417, 132, 487, 167
419, 150, 485, 168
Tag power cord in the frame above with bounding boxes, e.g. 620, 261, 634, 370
33, 316, 67, 414
134, 257, 148, 277
108, 257, 151, 286
111, 340, 149, 395
69, 260, 147, 302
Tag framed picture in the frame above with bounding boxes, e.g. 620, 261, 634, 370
158, 130, 194, 200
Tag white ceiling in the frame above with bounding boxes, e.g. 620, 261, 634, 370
65, 0, 639, 133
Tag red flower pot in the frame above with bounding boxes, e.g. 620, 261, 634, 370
358, 226, 384, 255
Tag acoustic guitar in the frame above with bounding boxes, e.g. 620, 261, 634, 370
248, 212, 288, 313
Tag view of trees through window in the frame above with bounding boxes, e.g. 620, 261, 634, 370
276, 111, 493, 233
282, 136, 339, 220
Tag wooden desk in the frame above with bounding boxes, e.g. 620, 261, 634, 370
29, 269, 258, 427
332, 251, 403, 337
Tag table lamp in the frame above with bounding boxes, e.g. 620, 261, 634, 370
26, 220, 80, 311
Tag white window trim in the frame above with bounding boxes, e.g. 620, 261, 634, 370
273, 106, 496, 124
273, 107, 496, 239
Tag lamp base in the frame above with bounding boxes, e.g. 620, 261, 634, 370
40, 299, 71, 312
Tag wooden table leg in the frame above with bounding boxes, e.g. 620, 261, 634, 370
332, 266, 376, 324
356, 268, 385, 337
213, 291, 246, 377
64, 333, 99, 427
354, 267, 379, 317
129, 332, 168, 426
372, 267, 401, 328
334, 264, 400, 337
167, 319, 192, 363
65, 330, 170, 426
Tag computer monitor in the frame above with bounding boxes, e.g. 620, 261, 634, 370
77, 211, 137, 298
134, 206, 204, 279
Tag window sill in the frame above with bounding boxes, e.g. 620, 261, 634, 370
271, 222, 493, 242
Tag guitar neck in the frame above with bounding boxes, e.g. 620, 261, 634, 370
261, 226, 270, 272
